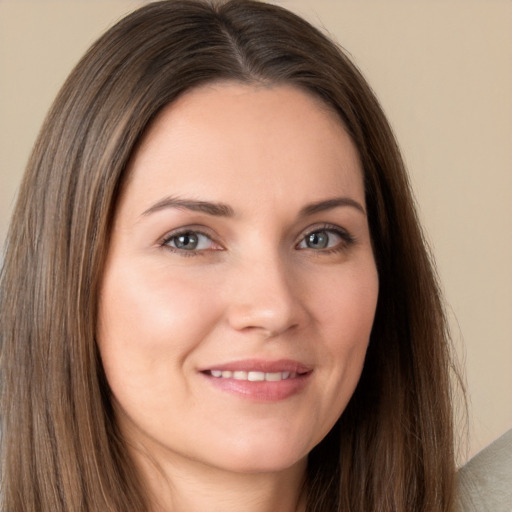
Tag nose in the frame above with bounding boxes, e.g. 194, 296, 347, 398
225, 253, 307, 339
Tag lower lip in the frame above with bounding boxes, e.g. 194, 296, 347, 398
202, 372, 311, 402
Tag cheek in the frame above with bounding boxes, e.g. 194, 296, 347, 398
96, 259, 221, 390
311, 263, 378, 423
318, 261, 378, 347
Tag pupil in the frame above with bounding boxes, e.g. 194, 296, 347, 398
308, 231, 328, 249
176, 232, 198, 250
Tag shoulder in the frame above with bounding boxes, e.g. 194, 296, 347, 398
456, 428, 512, 512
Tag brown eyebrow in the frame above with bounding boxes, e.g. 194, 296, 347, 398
141, 196, 234, 217
299, 197, 366, 217
141, 195, 365, 219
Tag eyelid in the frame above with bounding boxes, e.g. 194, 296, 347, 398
159, 226, 224, 254
296, 223, 356, 250
157, 223, 355, 256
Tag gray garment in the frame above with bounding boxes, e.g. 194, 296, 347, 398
457, 428, 512, 512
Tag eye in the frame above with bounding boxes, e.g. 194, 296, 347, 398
297, 227, 353, 251
162, 230, 220, 253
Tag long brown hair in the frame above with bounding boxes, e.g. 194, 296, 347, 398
0, 1, 458, 510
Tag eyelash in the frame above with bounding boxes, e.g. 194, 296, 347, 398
159, 223, 356, 257
297, 223, 356, 254
160, 228, 220, 257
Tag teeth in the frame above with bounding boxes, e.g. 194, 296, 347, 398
248, 371, 265, 381
209, 370, 296, 381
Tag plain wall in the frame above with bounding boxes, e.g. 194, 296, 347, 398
0, 0, 511, 462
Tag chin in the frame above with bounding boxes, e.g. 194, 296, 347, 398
208, 437, 311, 475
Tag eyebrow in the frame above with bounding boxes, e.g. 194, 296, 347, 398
141, 196, 234, 217
141, 195, 365, 218
299, 197, 366, 217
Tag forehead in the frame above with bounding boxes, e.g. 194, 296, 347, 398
121, 81, 364, 215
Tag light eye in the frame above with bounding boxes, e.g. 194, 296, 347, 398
298, 229, 345, 250
163, 231, 216, 251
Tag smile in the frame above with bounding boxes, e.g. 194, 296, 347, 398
206, 370, 298, 381
200, 360, 312, 402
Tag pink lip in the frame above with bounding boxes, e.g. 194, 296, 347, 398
199, 359, 312, 402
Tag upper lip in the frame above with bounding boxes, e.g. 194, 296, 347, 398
199, 358, 312, 374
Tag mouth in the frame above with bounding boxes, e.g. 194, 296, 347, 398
204, 370, 301, 381
200, 359, 312, 402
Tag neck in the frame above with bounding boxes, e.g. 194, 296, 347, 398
136, 451, 308, 512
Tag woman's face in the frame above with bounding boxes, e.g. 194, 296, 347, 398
97, 83, 379, 476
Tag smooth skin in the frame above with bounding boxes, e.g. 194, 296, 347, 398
97, 82, 379, 512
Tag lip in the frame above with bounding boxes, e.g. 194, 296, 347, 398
199, 358, 313, 402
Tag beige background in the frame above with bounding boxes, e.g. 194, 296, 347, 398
0, 0, 511, 463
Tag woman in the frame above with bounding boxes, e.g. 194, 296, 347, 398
0, 1, 458, 511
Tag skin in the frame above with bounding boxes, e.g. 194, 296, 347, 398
97, 82, 379, 512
